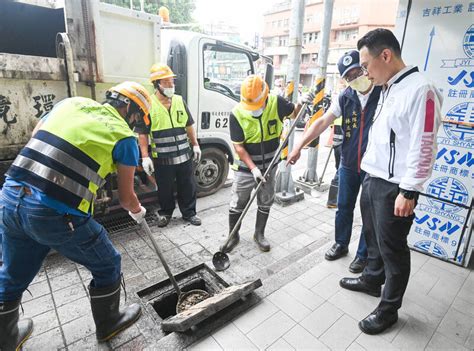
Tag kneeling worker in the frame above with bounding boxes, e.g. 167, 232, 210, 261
138, 64, 201, 227
220, 75, 303, 253
0, 82, 152, 349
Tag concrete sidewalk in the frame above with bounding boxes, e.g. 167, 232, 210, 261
189, 246, 474, 351
17, 130, 474, 350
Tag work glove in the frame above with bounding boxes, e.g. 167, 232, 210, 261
128, 205, 147, 224
251, 167, 266, 184
141, 157, 154, 176
193, 145, 202, 162
302, 91, 315, 105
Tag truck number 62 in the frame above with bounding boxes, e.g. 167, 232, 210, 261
215, 117, 228, 128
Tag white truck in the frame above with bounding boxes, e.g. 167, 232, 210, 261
0, 0, 273, 214
394, 0, 473, 266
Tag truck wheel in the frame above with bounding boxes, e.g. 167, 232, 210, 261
195, 147, 229, 198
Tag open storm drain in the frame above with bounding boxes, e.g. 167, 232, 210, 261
137, 263, 261, 332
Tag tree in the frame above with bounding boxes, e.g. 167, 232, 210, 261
102, 0, 196, 24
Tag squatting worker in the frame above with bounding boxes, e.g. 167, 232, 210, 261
0, 82, 152, 349
338, 29, 442, 335
220, 75, 305, 253
137, 64, 202, 228
287, 50, 381, 274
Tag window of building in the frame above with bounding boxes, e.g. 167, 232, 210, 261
312, 53, 318, 62
280, 55, 288, 65
335, 28, 359, 42
284, 18, 289, 27
312, 31, 319, 43
302, 54, 310, 63
263, 38, 273, 48
279, 35, 289, 46
277, 20, 282, 27
306, 15, 313, 23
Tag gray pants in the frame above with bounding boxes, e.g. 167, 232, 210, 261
229, 167, 277, 214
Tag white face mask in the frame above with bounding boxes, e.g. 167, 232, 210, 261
250, 106, 264, 117
347, 75, 372, 93
161, 86, 175, 98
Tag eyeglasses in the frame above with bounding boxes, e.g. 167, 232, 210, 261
360, 50, 384, 74
344, 69, 364, 82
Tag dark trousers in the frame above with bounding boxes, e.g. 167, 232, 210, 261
335, 166, 367, 259
361, 176, 414, 313
154, 159, 196, 218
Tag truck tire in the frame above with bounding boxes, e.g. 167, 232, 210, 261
195, 147, 229, 198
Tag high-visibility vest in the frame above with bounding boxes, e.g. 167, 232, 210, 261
149, 94, 191, 165
231, 94, 282, 172
7, 97, 135, 214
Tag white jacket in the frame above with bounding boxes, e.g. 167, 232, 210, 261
361, 66, 443, 192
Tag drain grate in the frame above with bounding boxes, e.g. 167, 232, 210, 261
96, 208, 159, 234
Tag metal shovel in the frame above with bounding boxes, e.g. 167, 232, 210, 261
212, 103, 308, 271
141, 220, 210, 313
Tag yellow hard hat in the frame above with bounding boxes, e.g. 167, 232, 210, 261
150, 63, 176, 82
240, 75, 269, 111
107, 81, 152, 126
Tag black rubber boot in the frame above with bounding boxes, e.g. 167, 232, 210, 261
89, 278, 141, 342
254, 208, 271, 252
220, 211, 241, 253
0, 299, 33, 351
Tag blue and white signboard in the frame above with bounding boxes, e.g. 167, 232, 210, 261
396, 0, 473, 266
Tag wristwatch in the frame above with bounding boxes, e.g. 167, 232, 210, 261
399, 188, 418, 200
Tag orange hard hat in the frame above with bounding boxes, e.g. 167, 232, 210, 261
107, 81, 152, 126
150, 63, 176, 82
240, 75, 269, 111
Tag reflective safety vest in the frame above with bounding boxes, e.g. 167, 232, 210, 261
232, 94, 282, 172
149, 94, 191, 165
7, 97, 135, 214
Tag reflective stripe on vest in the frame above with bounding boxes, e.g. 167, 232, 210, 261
6, 98, 135, 214
149, 95, 191, 164
231, 94, 282, 172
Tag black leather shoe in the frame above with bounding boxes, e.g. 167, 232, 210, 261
359, 310, 398, 335
157, 215, 171, 228
184, 215, 202, 226
349, 257, 367, 273
339, 277, 381, 297
325, 243, 348, 261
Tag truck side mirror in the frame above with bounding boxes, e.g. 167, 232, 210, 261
264, 63, 274, 90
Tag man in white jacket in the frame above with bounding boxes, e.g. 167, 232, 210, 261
338, 28, 442, 335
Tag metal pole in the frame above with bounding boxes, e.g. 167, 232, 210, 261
297, 0, 334, 192
275, 0, 305, 206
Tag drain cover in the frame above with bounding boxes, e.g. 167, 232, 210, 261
162, 280, 262, 332
97, 209, 159, 234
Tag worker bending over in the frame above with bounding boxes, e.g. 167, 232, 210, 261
221, 75, 304, 253
0, 82, 151, 349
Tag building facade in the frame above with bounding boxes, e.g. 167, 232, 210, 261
262, 0, 398, 94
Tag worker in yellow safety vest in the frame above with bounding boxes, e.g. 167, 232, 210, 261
220, 75, 305, 253
137, 64, 202, 228
0, 82, 152, 349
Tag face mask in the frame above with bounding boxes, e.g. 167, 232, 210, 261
251, 106, 264, 117
347, 75, 372, 93
161, 86, 175, 98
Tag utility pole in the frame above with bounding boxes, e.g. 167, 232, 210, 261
275, 0, 305, 206
295, 0, 334, 194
